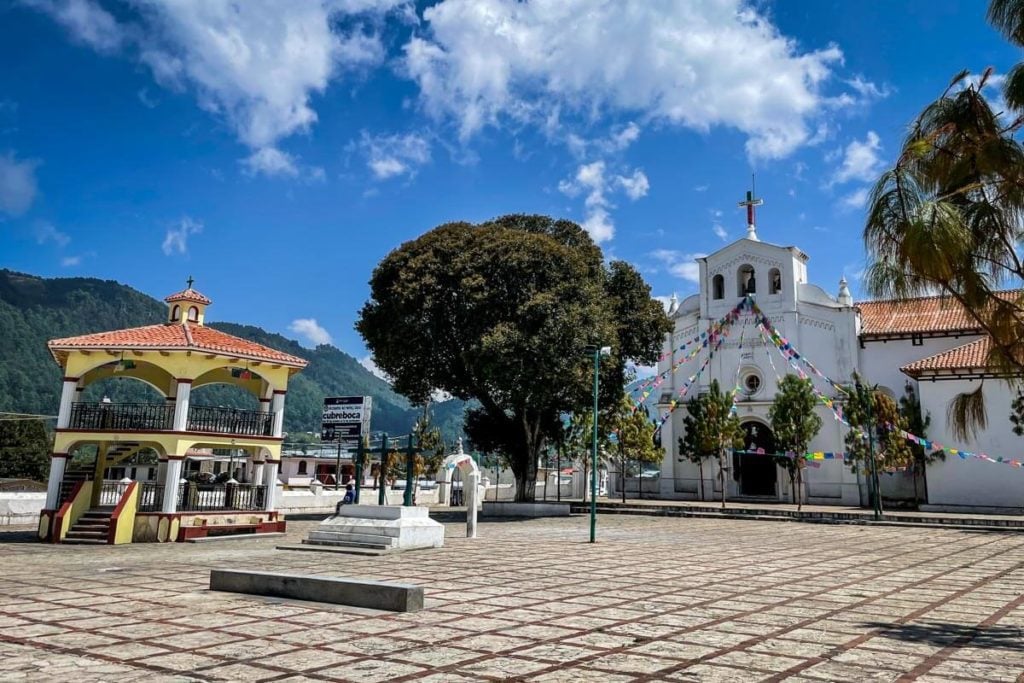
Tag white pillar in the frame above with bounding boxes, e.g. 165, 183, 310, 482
56, 379, 77, 429
263, 461, 279, 511
253, 461, 265, 486
45, 454, 68, 509
270, 392, 285, 438
172, 381, 191, 432
465, 471, 480, 538
162, 458, 183, 513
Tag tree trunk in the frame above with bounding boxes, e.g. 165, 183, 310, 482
719, 450, 726, 510
510, 451, 538, 503
698, 460, 705, 501
912, 459, 920, 508
796, 467, 803, 512
582, 456, 589, 503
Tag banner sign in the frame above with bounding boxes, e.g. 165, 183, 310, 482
321, 396, 372, 443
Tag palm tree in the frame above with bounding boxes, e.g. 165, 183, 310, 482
863, 4, 1024, 437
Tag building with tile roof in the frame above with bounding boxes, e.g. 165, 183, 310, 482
647, 219, 1022, 513
40, 282, 307, 544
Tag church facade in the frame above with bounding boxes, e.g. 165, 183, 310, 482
652, 224, 1022, 513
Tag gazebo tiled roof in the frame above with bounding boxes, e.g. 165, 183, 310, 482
48, 323, 307, 368
164, 287, 212, 305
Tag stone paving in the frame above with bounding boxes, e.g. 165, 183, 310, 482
1, 515, 1024, 682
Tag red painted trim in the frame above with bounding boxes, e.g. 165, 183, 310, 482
176, 379, 194, 384
165, 455, 185, 461
52, 481, 85, 544
273, 389, 287, 395
259, 398, 271, 403
107, 481, 138, 544
50, 453, 69, 460
62, 376, 80, 383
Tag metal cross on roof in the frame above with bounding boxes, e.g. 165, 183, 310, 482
186, 275, 194, 289
737, 176, 764, 240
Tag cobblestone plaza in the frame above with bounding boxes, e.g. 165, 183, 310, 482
1, 515, 1023, 682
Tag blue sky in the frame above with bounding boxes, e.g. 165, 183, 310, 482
0, 1, 1018, 370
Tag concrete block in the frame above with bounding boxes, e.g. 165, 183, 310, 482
481, 502, 571, 518
210, 569, 424, 612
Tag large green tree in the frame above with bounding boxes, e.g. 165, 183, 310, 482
677, 379, 744, 507
768, 375, 823, 511
864, 1, 1024, 438
0, 419, 51, 481
357, 215, 670, 502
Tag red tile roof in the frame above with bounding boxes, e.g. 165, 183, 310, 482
48, 323, 307, 368
858, 290, 1022, 337
901, 338, 992, 377
164, 287, 212, 305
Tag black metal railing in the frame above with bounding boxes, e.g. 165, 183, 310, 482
178, 483, 267, 512
187, 405, 274, 437
68, 402, 174, 432
67, 402, 274, 437
138, 482, 166, 512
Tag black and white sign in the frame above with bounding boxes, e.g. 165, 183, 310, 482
321, 396, 372, 443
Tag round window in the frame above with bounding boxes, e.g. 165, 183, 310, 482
743, 372, 762, 396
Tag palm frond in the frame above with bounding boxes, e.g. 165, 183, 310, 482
947, 384, 987, 441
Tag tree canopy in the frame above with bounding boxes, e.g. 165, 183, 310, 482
357, 214, 670, 501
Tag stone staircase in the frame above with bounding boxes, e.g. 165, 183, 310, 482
63, 507, 113, 545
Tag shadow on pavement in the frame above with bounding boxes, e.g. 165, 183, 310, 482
864, 620, 1024, 650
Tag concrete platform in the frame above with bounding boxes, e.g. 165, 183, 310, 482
481, 502, 572, 518
301, 505, 445, 551
209, 568, 424, 612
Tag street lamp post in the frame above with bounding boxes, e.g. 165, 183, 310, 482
588, 345, 611, 543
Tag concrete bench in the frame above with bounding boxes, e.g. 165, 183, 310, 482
209, 569, 424, 612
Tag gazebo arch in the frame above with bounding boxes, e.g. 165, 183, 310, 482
435, 440, 481, 538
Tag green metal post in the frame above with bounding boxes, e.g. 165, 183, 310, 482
378, 433, 388, 506
590, 347, 599, 543
354, 437, 364, 504
404, 433, 415, 506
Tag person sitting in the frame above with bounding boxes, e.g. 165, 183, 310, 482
341, 483, 355, 505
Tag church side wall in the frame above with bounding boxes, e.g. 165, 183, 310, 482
919, 379, 1024, 512
858, 336, 984, 397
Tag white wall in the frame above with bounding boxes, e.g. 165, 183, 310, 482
0, 492, 45, 526
920, 378, 1024, 511
859, 335, 983, 396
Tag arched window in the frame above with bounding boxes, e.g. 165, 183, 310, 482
187, 306, 199, 322
297, 460, 308, 475
171, 305, 181, 322
769, 268, 782, 295
738, 265, 756, 296
712, 274, 725, 300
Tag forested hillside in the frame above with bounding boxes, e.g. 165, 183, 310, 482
0, 269, 465, 441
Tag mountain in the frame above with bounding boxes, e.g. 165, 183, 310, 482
0, 269, 466, 441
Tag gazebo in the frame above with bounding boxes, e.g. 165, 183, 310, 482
39, 281, 307, 543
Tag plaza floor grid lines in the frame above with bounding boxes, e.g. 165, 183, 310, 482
1, 515, 1023, 681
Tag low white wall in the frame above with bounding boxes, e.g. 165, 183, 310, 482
0, 492, 46, 526
277, 486, 439, 514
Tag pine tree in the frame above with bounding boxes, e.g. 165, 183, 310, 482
768, 375, 823, 511
608, 393, 661, 501
678, 380, 744, 508
899, 381, 942, 506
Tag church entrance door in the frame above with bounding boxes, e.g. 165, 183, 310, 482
736, 422, 777, 497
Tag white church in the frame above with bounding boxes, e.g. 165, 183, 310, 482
651, 208, 1022, 513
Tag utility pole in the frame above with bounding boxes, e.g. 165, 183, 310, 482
378, 433, 388, 506
587, 345, 611, 543
404, 433, 415, 506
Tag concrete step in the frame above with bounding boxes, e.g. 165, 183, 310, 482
62, 538, 108, 545
301, 538, 392, 550
306, 530, 398, 546
70, 523, 110, 531
66, 530, 108, 539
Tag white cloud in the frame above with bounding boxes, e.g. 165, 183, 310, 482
405, 0, 863, 160
359, 131, 431, 180
27, 0, 409, 167
616, 169, 649, 200
21, 0, 125, 53
712, 224, 728, 241
650, 249, 705, 284
0, 152, 40, 216
846, 75, 891, 101
830, 131, 883, 185
161, 216, 203, 255
559, 159, 648, 243
34, 221, 70, 247
60, 255, 82, 267
841, 187, 869, 210
566, 122, 641, 158
693, 184, 709, 193
653, 295, 674, 312
963, 71, 1008, 116
242, 147, 299, 178
289, 318, 332, 347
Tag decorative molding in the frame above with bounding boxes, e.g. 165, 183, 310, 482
799, 317, 837, 332
712, 253, 784, 274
